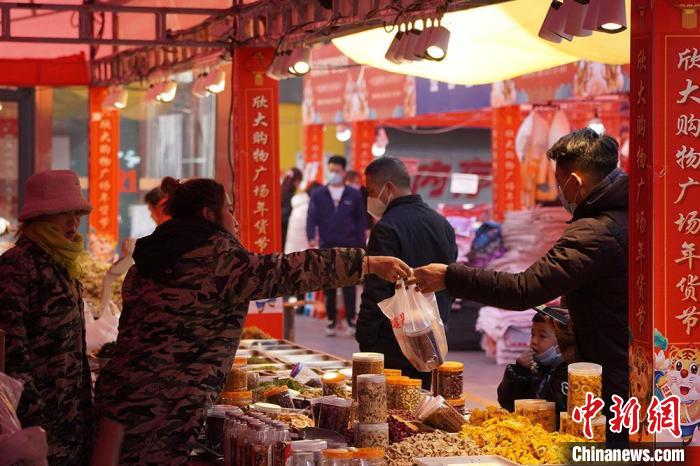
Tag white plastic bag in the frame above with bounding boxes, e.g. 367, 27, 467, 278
378, 283, 448, 372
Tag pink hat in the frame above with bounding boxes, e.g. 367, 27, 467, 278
19, 170, 92, 222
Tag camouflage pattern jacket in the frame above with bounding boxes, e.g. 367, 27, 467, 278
0, 237, 94, 465
94, 219, 364, 465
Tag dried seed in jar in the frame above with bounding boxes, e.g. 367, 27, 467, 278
436, 361, 463, 400
356, 374, 387, 423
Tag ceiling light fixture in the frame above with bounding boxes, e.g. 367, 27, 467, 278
596, 0, 626, 33
424, 23, 451, 61
206, 68, 226, 93
288, 47, 312, 76
158, 81, 177, 103
564, 0, 593, 37
538, 0, 573, 43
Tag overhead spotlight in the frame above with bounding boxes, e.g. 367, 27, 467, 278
192, 74, 208, 98
399, 25, 423, 62
538, 0, 573, 43
288, 47, 311, 76
158, 81, 177, 103
596, 0, 626, 33
424, 25, 450, 61
267, 50, 292, 80
112, 86, 128, 109
336, 125, 352, 142
385, 29, 406, 64
564, 0, 593, 37
582, 0, 601, 31
206, 68, 226, 93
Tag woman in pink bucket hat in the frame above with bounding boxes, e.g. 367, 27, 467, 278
0, 170, 95, 464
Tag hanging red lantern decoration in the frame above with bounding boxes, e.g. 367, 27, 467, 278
668, 0, 700, 28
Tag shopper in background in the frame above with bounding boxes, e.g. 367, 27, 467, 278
307, 155, 367, 336
356, 157, 457, 388
281, 167, 303, 251
497, 313, 568, 413
413, 128, 629, 444
144, 186, 171, 226
345, 169, 374, 231
0, 170, 94, 464
92, 176, 410, 465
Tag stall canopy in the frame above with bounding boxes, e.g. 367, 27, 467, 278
333, 0, 631, 85
0, 0, 238, 60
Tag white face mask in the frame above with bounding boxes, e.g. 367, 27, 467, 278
557, 174, 581, 215
367, 184, 392, 220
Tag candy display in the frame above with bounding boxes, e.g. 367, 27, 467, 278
352, 353, 384, 400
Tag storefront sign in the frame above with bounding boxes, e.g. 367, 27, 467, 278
303, 124, 324, 184
491, 106, 522, 221
352, 121, 375, 176
303, 44, 416, 125
88, 87, 120, 262
232, 47, 283, 339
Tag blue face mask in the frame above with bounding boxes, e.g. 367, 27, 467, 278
328, 173, 343, 186
534, 345, 563, 367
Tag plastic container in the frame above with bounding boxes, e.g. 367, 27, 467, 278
226, 356, 249, 392
355, 422, 389, 448
416, 396, 465, 433
352, 353, 384, 400
591, 415, 606, 443
322, 372, 347, 397
436, 361, 464, 400
395, 378, 422, 413
252, 402, 283, 420
322, 449, 353, 465
290, 440, 328, 466
514, 399, 555, 432
221, 390, 253, 408
567, 363, 602, 415
247, 371, 261, 390
403, 326, 444, 370
207, 405, 241, 453
356, 374, 387, 424
318, 397, 353, 433
446, 396, 466, 416
383, 368, 402, 378
385, 376, 408, 410
352, 448, 387, 465
265, 386, 295, 409
559, 412, 572, 435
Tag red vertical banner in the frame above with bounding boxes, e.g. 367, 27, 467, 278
352, 121, 375, 179
304, 124, 324, 184
232, 47, 283, 338
88, 87, 120, 262
491, 106, 522, 222
629, 5, 654, 442
631, 0, 700, 447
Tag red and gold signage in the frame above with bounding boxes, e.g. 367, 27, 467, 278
491, 105, 522, 222
352, 120, 375, 178
88, 87, 119, 262
232, 47, 283, 338
304, 124, 324, 184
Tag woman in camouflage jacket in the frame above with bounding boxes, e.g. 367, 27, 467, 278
92, 177, 410, 465
0, 170, 94, 465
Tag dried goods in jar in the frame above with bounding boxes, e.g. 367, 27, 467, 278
395, 379, 422, 413
264, 386, 295, 409
356, 374, 387, 423
436, 361, 463, 400
352, 353, 384, 400
567, 363, 602, 415
355, 422, 389, 448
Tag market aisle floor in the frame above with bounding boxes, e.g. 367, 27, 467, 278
291, 314, 503, 409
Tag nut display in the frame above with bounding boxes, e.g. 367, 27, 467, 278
384, 368, 402, 378
322, 372, 347, 397
395, 378, 422, 413
385, 376, 408, 410
356, 374, 387, 424
385, 431, 481, 466
424, 404, 465, 433
387, 410, 423, 444
355, 422, 389, 448
567, 362, 602, 415
436, 361, 464, 400
352, 352, 384, 400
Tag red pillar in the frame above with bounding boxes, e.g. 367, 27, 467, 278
631, 0, 700, 447
232, 47, 284, 338
88, 87, 120, 262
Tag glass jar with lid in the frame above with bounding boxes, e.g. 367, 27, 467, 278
352, 448, 387, 465
321, 449, 353, 466
264, 386, 295, 409
220, 390, 253, 408
395, 379, 422, 413
436, 361, 464, 400
351, 353, 384, 400
322, 372, 347, 397
290, 440, 327, 466
225, 356, 249, 392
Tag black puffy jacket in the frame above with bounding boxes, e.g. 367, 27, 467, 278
445, 169, 629, 408
497, 361, 569, 413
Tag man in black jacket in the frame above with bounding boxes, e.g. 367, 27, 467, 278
356, 157, 457, 388
413, 128, 629, 443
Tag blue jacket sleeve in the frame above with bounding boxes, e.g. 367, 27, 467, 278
306, 192, 317, 243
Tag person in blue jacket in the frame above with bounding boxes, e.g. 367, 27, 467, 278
307, 155, 366, 336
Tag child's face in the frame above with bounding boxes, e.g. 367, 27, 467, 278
530, 321, 558, 355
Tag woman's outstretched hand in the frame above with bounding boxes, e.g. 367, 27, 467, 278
366, 256, 413, 283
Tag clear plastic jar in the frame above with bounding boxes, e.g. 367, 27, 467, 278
357, 374, 387, 423
226, 356, 249, 392
395, 378, 422, 413
290, 440, 327, 466
322, 449, 353, 465
591, 415, 606, 442
322, 372, 347, 397
383, 368, 402, 378
436, 361, 464, 400
446, 396, 466, 416
559, 412, 572, 435
318, 397, 352, 433
252, 402, 282, 420
352, 448, 387, 465
355, 422, 389, 448
264, 386, 295, 409
567, 363, 602, 415
385, 376, 408, 410
352, 353, 384, 400
221, 390, 253, 408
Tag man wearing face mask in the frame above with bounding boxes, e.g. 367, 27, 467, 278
413, 129, 629, 443
307, 155, 367, 336
356, 157, 457, 387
